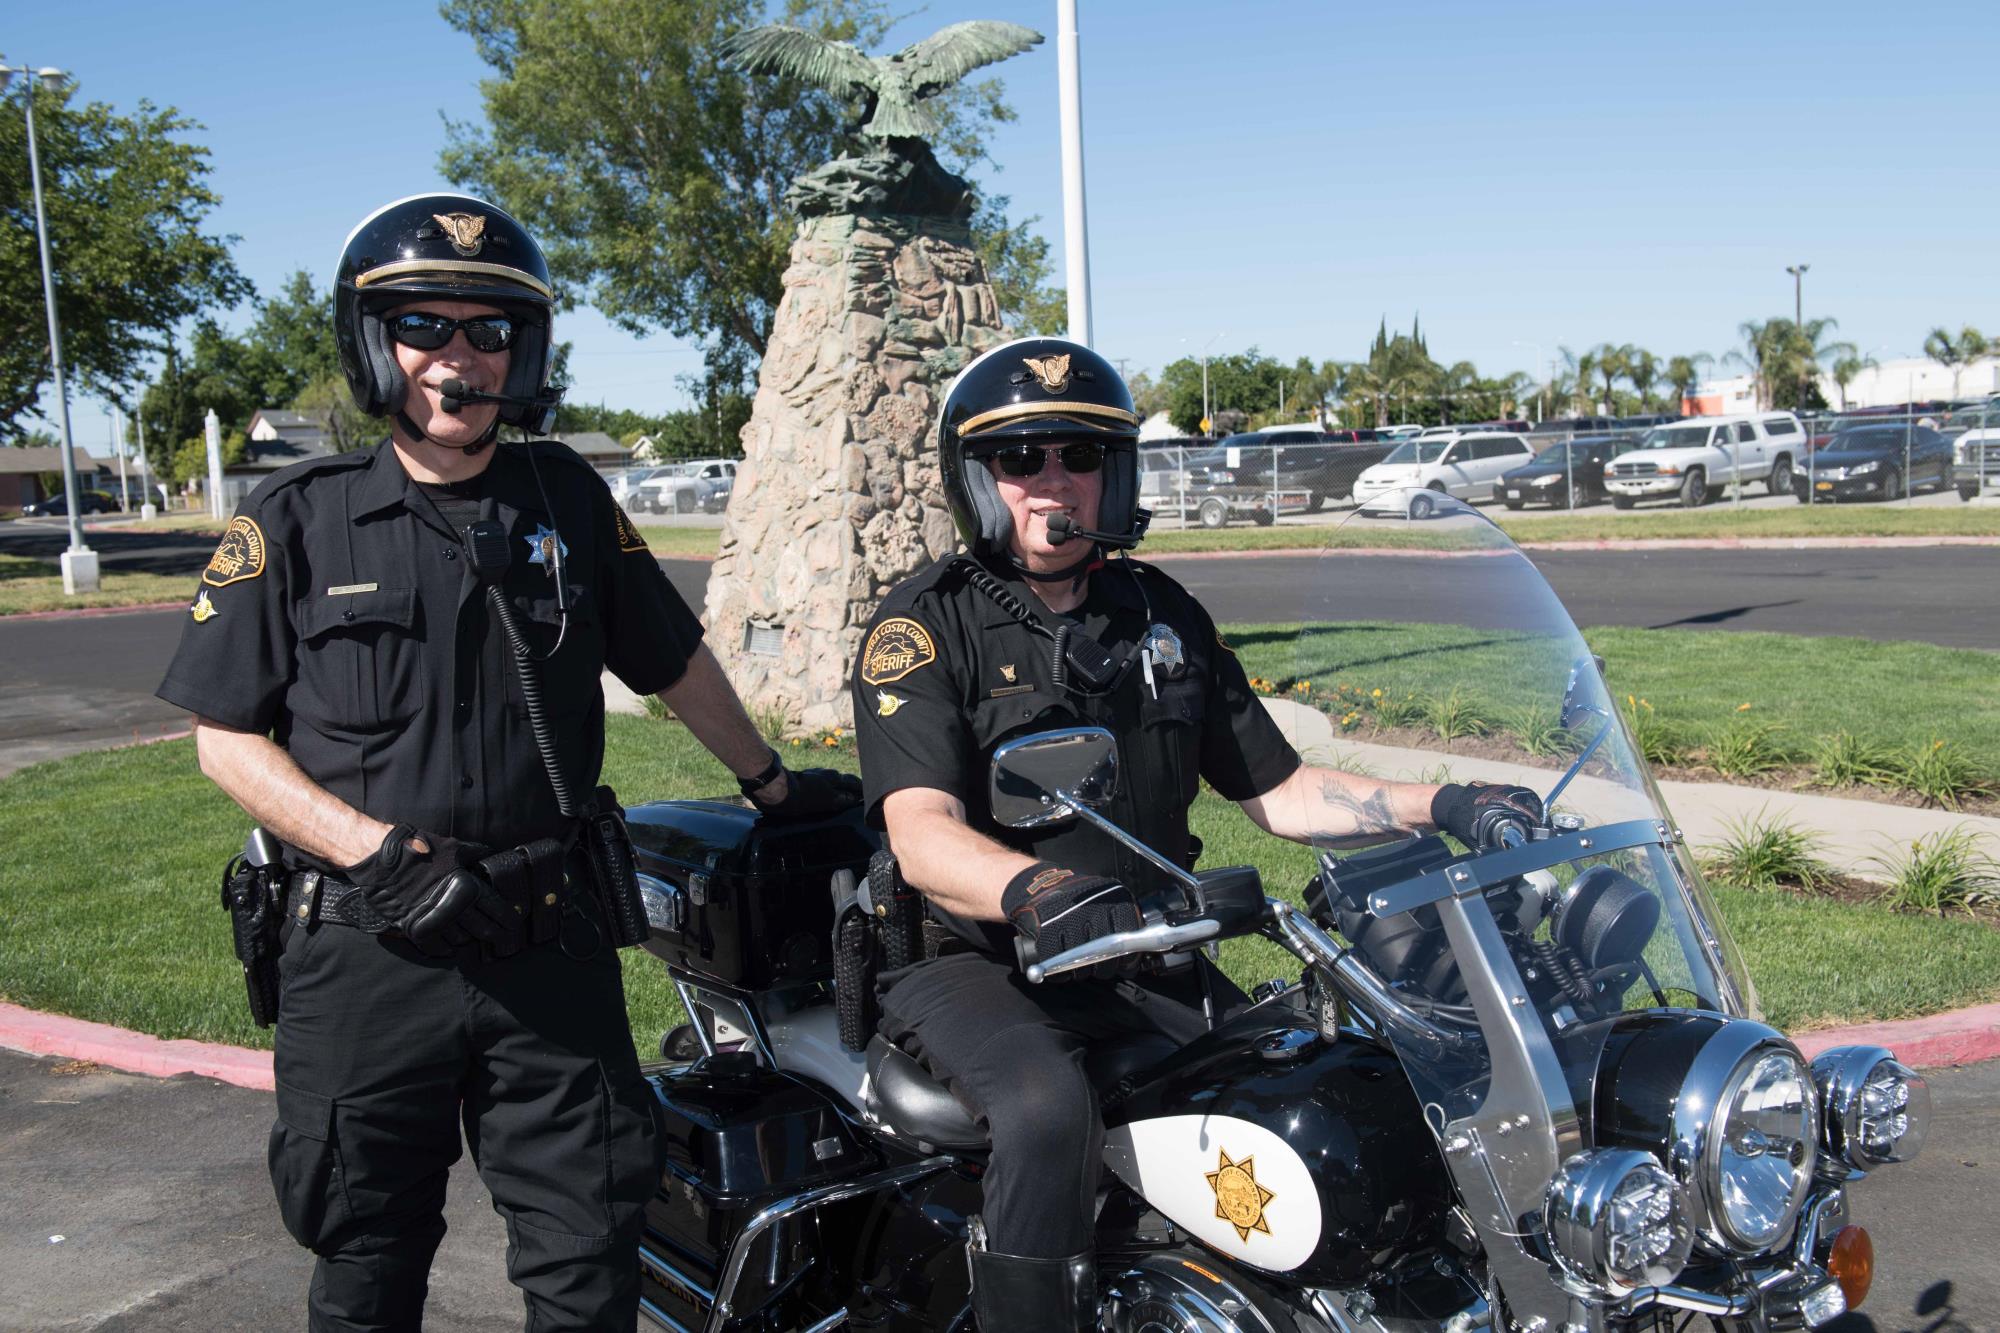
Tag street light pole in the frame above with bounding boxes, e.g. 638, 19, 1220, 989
1786, 262, 1810, 410
4, 58, 98, 591
1055, 0, 1093, 346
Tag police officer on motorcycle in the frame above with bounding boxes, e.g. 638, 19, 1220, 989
157, 193, 856, 1331
849, 336, 1541, 1330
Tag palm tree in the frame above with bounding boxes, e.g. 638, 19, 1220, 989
1829, 352, 1877, 409
1625, 348, 1661, 411
1725, 320, 1782, 409
1664, 353, 1711, 412
1592, 343, 1633, 412
1924, 326, 1988, 398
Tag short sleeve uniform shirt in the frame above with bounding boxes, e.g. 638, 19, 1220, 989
157, 439, 704, 856
850, 555, 1300, 953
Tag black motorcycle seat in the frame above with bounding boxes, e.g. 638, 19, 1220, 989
864, 1032, 1179, 1152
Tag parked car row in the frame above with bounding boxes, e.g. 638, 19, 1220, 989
608, 459, 738, 515
1137, 408, 1981, 523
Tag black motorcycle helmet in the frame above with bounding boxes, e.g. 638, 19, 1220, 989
333, 193, 557, 436
938, 336, 1143, 564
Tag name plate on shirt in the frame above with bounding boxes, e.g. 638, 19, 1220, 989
326, 582, 380, 596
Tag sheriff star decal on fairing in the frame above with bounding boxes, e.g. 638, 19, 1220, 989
1206, 1149, 1276, 1242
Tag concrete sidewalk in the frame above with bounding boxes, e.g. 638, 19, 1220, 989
1260, 697, 2000, 878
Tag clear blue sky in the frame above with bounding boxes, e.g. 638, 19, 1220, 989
13, 0, 1997, 448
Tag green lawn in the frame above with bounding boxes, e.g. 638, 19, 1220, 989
0, 553, 194, 616
1229, 621, 2000, 770
3, 717, 1994, 1056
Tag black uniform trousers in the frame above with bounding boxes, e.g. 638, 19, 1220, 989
877, 951, 1222, 1259
270, 909, 661, 1333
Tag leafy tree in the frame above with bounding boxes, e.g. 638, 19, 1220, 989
1625, 348, 1660, 410
135, 322, 266, 452
292, 374, 376, 453
1829, 351, 1876, 410
1157, 349, 1283, 434
168, 426, 246, 487
1, 82, 248, 437
973, 194, 1064, 335
1664, 353, 1711, 411
248, 271, 340, 401
438, 0, 1041, 391
1923, 325, 1988, 398
1125, 370, 1166, 421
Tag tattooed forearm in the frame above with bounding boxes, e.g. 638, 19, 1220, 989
1313, 772, 1409, 847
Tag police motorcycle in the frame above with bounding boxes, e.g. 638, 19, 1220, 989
622, 497, 1927, 1333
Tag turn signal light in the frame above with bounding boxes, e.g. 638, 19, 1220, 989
1827, 1225, 1874, 1310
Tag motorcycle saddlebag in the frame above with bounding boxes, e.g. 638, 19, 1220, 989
625, 798, 879, 989
643, 1052, 880, 1329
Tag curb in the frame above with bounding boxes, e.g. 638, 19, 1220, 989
0, 1001, 273, 1091
4, 600, 184, 623
1791, 1002, 2000, 1070
2, 991, 1994, 1094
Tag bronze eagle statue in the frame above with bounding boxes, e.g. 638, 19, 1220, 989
719, 20, 1044, 142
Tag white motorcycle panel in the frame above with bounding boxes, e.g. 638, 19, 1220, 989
1102, 1114, 1323, 1272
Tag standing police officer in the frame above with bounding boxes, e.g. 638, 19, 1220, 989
850, 337, 1540, 1330
159, 194, 854, 1331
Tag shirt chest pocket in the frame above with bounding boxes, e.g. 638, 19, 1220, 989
1141, 672, 1208, 805
292, 588, 424, 734
504, 584, 600, 719
969, 688, 1071, 753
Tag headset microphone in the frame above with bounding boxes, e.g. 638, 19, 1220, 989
1044, 511, 1151, 551
438, 378, 564, 435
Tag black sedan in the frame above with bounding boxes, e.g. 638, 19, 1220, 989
1794, 425, 1953, 502
1498, 434, 1638, 508
20, 490, 119, 517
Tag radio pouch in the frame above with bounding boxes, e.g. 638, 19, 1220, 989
584, 785, 650, 949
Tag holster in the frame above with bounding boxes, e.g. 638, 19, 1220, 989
475, 837, 570, 955
582, 785, 649, 949
220, 854, 283, 1027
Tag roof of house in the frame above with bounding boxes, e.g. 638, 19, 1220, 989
249, 409, 326, 433
0, 447, 103, 476
234, 433, 339, 472
564, 431, 628, 461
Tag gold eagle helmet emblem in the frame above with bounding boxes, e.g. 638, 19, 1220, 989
433, 211, 488, 257
1021, 353, 1072, 394
1205, 1148, 1276, 1242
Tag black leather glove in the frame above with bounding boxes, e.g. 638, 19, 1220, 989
1431, 783, 1546, 850
749, 766, 863, 822
1001, 863, 1143, 972
345, 825, 514, 956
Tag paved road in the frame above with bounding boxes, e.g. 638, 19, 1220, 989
1, 1044, 1991, 1330
2, 544, 1989, 778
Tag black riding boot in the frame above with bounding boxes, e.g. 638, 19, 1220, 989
967, 1233, 1096, 1332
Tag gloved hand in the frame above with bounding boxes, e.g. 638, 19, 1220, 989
749, 766, 863, 822
1430, 782, 1546, 850
345, 824, 514, 956
1001, 863, 1143, 972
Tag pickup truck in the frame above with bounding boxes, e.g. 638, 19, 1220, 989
1602, 412, 1804, 508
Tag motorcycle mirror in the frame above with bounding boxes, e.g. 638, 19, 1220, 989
988, 726, 1119, 829
1560, 654, 1609, 732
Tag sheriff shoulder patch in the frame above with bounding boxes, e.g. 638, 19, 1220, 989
203, 516, 267, 588
612, 503, 648, 553
860, 616, 936, 685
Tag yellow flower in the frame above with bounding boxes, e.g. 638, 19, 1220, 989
1934, 739, 1946, 750
1372, 688, 1383, 699
790, 738, 802, 747
1736, 702, 1752, 712
1627, 694, 1636, 709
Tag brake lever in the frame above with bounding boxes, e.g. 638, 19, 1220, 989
1023, 917, 1222, 984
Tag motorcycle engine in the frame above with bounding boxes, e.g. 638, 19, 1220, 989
1101, 1252, 1291, 1333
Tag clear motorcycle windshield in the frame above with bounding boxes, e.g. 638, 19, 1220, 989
1254, 496, 1757, 1112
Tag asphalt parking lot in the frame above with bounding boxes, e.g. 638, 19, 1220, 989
1, 1044, 1993, 1331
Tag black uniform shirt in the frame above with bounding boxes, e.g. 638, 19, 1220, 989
157, 438, 704, 857
851, 555, 1301, 953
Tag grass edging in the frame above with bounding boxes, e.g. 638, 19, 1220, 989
4, 719, 1997, 1056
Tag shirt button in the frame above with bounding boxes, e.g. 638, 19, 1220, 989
456, 700, 471, 713
460, 775, 473, 789
342, 609, 354, 621
443, 548, 458, 560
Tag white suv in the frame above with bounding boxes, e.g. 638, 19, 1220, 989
1353, 432, 1536, 518
1603, 413, 1803, 508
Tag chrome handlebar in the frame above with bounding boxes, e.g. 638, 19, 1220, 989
1022, 916, 1223, 983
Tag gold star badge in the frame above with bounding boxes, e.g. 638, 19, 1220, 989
875, 690, 906, 717
1205, 1148, 1276, 1242
190, 589, 219, 623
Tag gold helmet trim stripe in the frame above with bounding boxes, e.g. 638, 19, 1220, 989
354, 258, 553, 301
959, 400, 1141, 436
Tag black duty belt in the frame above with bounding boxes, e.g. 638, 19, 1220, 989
285, 835, 575, 950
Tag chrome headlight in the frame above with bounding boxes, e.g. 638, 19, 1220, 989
1702, 1046, 1819, 1251
1848, 460, 1879, 476
1814, 1045, 1931, 1170
1545, 1149, 1692, 1295
1530, 473, 1562, 486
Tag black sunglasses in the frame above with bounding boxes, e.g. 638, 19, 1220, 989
386, 311, 518, 354
982, 442, 1106, 477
